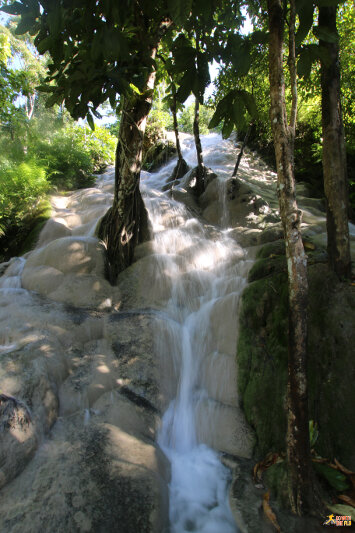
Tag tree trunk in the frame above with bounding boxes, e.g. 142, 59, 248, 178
267, 0, 312, 515
319, 6, 351, 279
171, 90, 189, 183
232, 125, 251, 177
172, 91, 183, 162
98, 57, 156, 283
193, 98, 205, 195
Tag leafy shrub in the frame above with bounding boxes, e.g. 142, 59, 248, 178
31, 124, 116, 190
178, 102, 216, 134
0, 159, 48, 233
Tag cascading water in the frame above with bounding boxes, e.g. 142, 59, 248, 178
140, 134, 254, 532
0, 132, 256, 532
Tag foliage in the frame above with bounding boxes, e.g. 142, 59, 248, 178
313, 462, 350, 492
178, 102, 216, 134
1, 0, 243, 124
338, 1, 355, 211
0, 159, 48, 234
32, 124, 116, 190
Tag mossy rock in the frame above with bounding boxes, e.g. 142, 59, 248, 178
0, 199, 52, 261
248, 254, 287, 282
143, 140, 176, 172
263, 461, 289, 507
237, 244, 355, 469
306, 264, 355, 466
256, 239, 286, 259
237, 269, 289, 457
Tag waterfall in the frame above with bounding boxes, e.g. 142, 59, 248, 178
141, 134, 253, 533
0, 133, 255, 532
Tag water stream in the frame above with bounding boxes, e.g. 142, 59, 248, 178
0, 133, 255, 531
140, 134, 254, 532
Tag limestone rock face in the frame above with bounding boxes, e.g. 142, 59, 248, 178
0, 411, 168, 533
237, 244, 355, 469
0, 396, 37, 490
21, 237, 114, 308
36, 218, 72, 247
196, 398, 255, 458
0, 236, 168, 532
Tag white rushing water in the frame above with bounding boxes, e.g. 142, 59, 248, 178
0, 133, 254, 532
140, 134, 253, 533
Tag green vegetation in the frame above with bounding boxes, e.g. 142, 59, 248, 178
0, 22, 116, 260
0, 0, 353, 518
238, 241, 355, 501
211, 1, 355, 213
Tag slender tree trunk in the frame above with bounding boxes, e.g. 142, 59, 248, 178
288, 0, 297, 157
172, 92, 183, 162
26, 93, 36, 120
319, 6, 351, 279
171, 90, 189, 182
232, 125, 251, 177
98, 51, 156, 283
193, 98, 205, 195
267, 0, 312, 515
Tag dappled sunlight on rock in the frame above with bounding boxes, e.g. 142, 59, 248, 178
1, 132, 350, 532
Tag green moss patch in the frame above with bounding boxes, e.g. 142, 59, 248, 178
237, 248, 355, 470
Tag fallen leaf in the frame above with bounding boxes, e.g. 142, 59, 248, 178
253, 453, 280, 484
338, 494, 355, 508
334, 458, 355, 476
327, 503, 355, 517
303, 240, 315, 251
263, 492, 281, 532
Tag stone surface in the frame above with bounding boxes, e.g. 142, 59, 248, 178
196, 398, 255, 458
0, 413, 168, 533
237, 244, 355, 469
21, 236, 115, 308
0, 396, 37, 490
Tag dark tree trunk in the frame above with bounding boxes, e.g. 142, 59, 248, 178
193, 98, 205, 195
232, 125, 251, 177
267, 0, 312, 515
98, 59, 156, 283
319, 6, 351, 279
171, 90, 189, 183
172, 91, 183, 162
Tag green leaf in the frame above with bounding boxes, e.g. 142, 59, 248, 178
45, 93, 63, 108
92, 108, 102, 120
176, 69, 195, 103
129, 83, 142, 95
232, 100, 246, 130
239, 90, 258, 119
15, 15, 36, 35
108, 91, 117, 109
195, 51, 210, 103
222, 118, 234, 139
309, 420, 319, 448
208, 91, 235, 129
36, 85, 55, 93
249, 30, 269, 46
297, 46, 314, 78
36, 37, 53, 55
313, 462, 350, 491
295, 0, 315, 46
225, 34, 252, 76
327, 504, 355, 516
86, 112, 95, 131
167, 0, 193, 26
0, 2, 26, 15
208, 109, 222, 129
